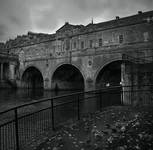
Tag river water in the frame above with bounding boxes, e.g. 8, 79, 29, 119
0, 87, 121, 114
0, 88, 81, 112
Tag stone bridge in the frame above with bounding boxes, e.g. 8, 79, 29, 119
4, 10, 153, 105
19, 49, 123, 91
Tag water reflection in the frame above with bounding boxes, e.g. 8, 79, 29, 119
0, 88, 121, 113
0, 88, 80, 111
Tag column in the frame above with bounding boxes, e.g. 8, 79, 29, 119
9, 63, 15, 80
85, 78, 95, 91
0, 63, 3, 80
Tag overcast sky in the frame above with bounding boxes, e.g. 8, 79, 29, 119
0, 0, 152, 42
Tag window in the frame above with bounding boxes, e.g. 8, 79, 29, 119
66, 39, 70, 50
73, 41, 76, 49
119, 35, 124, 43
143, 32, 149, 42
89, 40, 93, 48
81, 41, 84, 49
99, 38, 102, 47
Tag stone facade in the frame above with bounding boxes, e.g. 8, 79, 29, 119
2, 10, 153, 104
0, 45, 18, 88
0, 43, 5, 51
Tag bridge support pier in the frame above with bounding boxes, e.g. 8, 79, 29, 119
121, 62, 137, 105
9, 63, 15, 80
8, 62, 17, 88
9, 63, 16, 80
85, 78, 95, 91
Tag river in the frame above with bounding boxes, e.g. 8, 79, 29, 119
0, 87, 121, 114
0, 88, 81, 112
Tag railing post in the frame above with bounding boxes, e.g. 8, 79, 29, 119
14, 108, 19, 150
121, 86, 124, 105
51, 99, 55, 130
100, 90, 102, 111
77, 94, 80, 120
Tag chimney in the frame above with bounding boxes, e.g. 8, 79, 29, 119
138, 11, 142, 14
116, 16, 120, 20
65, 22, 69, 25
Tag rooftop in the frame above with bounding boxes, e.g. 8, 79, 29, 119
4, 10, 153, 49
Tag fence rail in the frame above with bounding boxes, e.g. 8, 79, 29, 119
0, 85, 153, 150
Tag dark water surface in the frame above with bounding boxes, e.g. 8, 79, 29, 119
0, 87, 121, 114
0, 88, 81, 112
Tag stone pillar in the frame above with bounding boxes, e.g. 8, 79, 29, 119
132, 64, 139, 106
85, 78, 95, 91
44, 78, 49, 89
9, 63, 15, 80
0, 63, 3, 80
121, 63, 132, 105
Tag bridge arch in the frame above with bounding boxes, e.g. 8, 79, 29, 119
94, 57, 123, 88
51, 63, 85, 90
95, 60, 123, 89
21, 66, 44, 89
95, 59, 123, 106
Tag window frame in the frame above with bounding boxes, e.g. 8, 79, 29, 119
119, 34, 124, 44
81, 41, 84, 49
89, 40, 93, 48
99, 38, 102, 47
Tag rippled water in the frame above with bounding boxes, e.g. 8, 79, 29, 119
0, 88, 80, 111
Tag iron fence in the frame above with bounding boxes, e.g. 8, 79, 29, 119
0, 85, 153, 150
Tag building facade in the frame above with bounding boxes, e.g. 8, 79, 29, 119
3, 10, 153, 104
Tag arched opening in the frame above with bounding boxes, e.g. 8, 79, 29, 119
21, 67, 43, 89
51, 64, 84, 90
96, 61, 122, 106
96, 61, 122, 89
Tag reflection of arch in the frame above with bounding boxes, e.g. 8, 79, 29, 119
95, 60, 122, 89
21, 66, 44, 89
51, 63, 85, 90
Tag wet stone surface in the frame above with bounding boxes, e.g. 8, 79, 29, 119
28, 106, 153, 150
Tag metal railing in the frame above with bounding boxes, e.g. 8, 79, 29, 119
0, 85, 152, 150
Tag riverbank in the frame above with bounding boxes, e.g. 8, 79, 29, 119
25, 105, 153, 150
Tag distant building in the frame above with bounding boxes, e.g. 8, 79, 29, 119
0, 42, 5, 52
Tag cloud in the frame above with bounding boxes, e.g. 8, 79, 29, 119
0, 0, 152, 42
0, 24, 7, 36
0, 0, 32, 41
30, 0, 153, 30
0, 24, 8, 41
